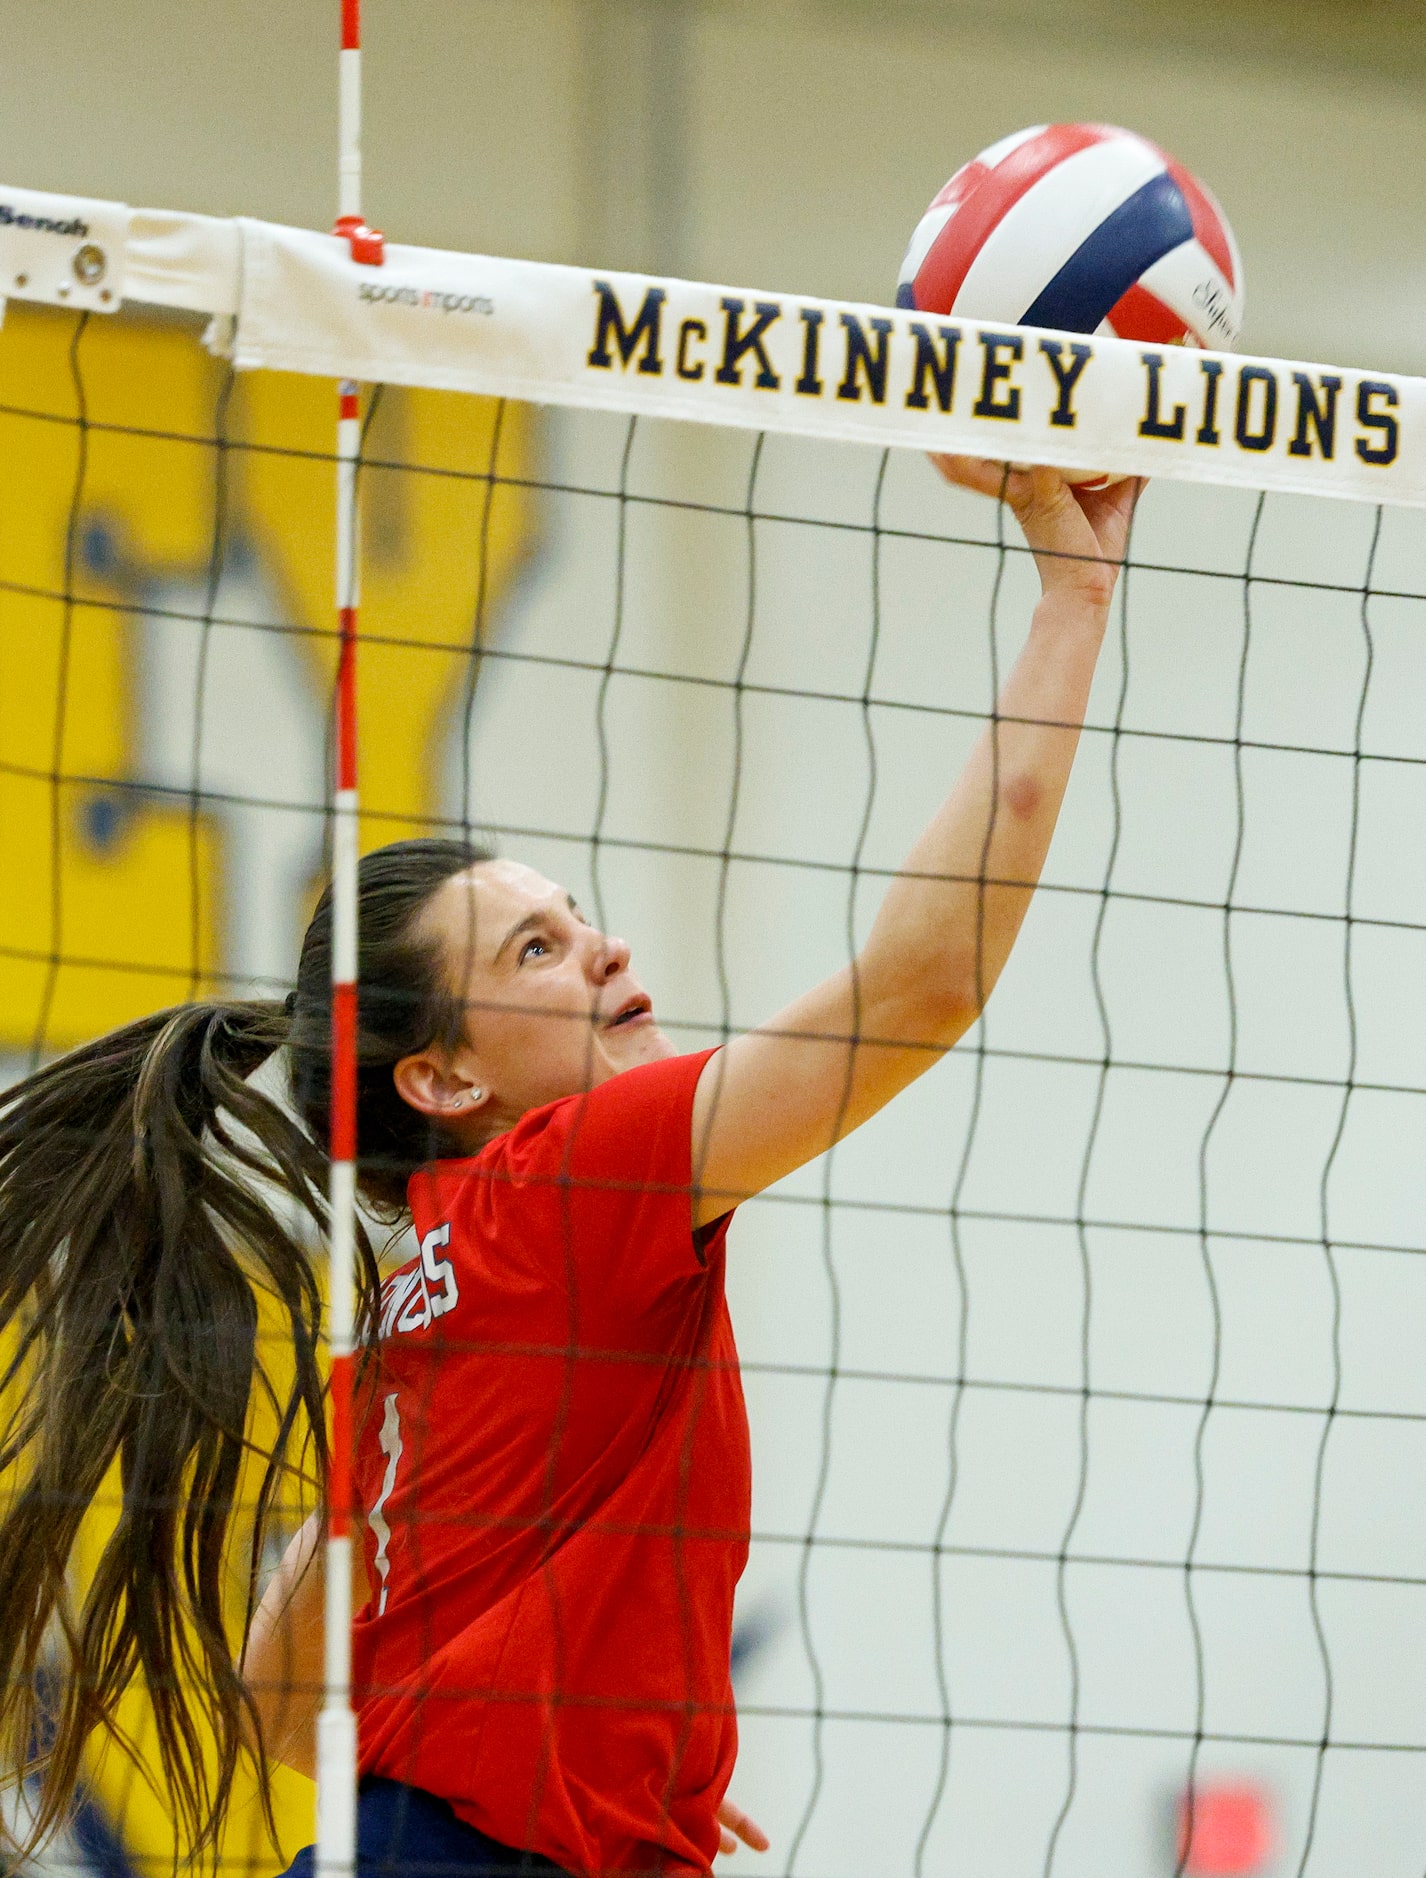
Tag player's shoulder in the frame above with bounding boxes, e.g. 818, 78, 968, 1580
438, 1048, 718, 1190
401, 1050, 718, 1262
381, 1120, 563, 1338
513, 1048, 718, 1185
383, 1051, 724, 1338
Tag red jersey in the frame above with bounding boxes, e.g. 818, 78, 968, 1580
351, 1049, 751, 1877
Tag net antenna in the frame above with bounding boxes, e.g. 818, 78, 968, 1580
319, 3, 384, 1873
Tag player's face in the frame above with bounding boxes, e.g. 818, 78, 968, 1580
421, 859, 675, 1123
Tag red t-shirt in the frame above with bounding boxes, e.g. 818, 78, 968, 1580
351, 1049, 751, 1877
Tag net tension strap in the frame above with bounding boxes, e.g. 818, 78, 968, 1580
0, 178, 1420, 506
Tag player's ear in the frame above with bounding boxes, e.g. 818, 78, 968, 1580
393, 1048, 491, 1121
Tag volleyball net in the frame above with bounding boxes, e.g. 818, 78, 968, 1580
3, 188, 1426, 1878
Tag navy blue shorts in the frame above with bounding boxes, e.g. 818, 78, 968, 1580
280, 1779, 571, 1877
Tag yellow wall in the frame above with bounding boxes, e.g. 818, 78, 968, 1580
0, 302, 537, 1054
0, 306, 225, 1049
0, 300, 538, 1868
239, 365, 537, 846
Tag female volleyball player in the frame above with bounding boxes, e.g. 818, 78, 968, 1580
0, 460, 1136, 1877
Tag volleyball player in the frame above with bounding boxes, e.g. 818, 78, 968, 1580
0, 461, 1137, 1876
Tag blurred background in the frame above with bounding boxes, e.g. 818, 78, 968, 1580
1, 4, 1425, 1877
1, 0, 1424, 372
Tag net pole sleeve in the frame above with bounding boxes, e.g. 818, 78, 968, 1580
316, 381, 362, 1878
317, 5, 363, 1871
338, 0, 362, 223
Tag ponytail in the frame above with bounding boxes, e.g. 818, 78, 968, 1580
0, 836, 490, 1858
0, 999, 355, 1858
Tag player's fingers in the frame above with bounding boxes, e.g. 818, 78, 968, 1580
718, 1799, 771, 1851
1023, 462, 1079, 515
1074, 472, 1141, 519
720, 1826, 738, 1854
1075, 473, 1145, 558
928, 452, 1027, 501
1006, 463, 1084, 537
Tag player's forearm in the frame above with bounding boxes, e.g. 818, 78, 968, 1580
241, 1512, 325, 1778
691, 472, 1132, 1220
857, 585, 1107, 1046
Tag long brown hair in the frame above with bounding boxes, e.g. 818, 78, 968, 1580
0, 836, 489, 1860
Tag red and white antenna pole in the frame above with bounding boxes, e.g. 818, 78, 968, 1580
319, 3, 381, 1874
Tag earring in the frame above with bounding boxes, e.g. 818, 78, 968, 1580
466, 1088, 482, 1105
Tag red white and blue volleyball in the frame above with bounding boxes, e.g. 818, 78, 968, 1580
897, 122, 1244, 351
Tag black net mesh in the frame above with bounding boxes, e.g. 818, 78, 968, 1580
3, 299, 1426, 1877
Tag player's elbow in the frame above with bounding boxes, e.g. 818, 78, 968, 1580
869, 955, 986, 1054
929, 956, 990, 1040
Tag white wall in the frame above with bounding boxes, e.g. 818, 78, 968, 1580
688, 4, 1426, 374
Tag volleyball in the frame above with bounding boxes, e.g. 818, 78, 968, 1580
897, 122, 1244, 352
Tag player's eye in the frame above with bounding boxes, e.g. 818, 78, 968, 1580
518, 935, 550, 964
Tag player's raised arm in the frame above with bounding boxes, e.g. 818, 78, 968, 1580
690, 463, 1139, 1228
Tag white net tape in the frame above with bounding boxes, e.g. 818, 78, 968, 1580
1, 181, 1421, 506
